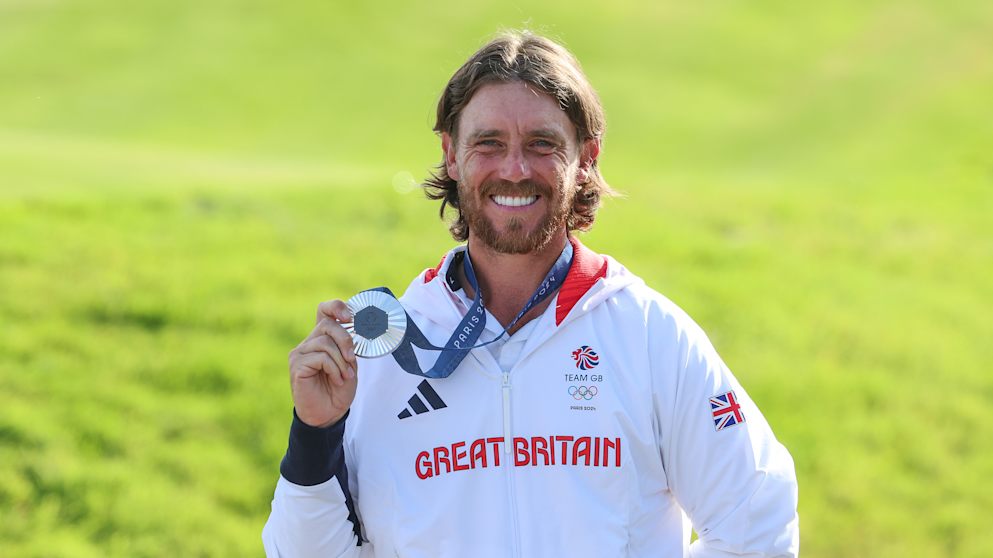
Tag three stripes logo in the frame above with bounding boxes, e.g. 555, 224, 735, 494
398, 380, 447, 420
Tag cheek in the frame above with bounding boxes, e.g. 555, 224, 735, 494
543, 161, 576, 188
454, 154, 484, 181
464, 158, 505, 188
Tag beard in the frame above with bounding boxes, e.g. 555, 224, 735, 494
458, 179, 573, 255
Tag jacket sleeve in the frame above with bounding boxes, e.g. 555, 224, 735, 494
262, 410, 364, 558
651, 311, 800, 557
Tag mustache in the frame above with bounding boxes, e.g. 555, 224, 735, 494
479, 180, 549, 198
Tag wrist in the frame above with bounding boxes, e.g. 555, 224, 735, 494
297, 409, 346, 429
280, 408, 350, 486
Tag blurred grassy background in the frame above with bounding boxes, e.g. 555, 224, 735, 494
1, 0, 992, 556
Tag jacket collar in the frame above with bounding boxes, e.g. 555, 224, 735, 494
420, 236, 607, 326
555, 236, 607, 325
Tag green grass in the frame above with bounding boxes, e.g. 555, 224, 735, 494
2, 1, 992, 556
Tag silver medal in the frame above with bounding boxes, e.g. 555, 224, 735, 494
343, 290, 407, 358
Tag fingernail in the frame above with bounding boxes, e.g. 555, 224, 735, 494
347, 365, 356, 379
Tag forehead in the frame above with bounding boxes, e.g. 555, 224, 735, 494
457, 81, 576, 140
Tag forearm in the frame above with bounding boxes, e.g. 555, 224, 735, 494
262, 410, 363, 557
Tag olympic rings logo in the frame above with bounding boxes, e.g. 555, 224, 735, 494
569, 385, 598, 400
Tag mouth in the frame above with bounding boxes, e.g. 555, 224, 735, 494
491, 194, 539, 208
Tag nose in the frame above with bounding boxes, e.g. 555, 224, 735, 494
497, 148, 532, 183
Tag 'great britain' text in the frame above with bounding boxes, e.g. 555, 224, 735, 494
415, 435, 622, 479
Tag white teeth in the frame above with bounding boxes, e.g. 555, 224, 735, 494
492, 195, 538, 207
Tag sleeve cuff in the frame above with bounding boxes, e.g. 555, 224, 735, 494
279, 409, 349, 486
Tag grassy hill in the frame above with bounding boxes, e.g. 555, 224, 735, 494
2, 1, 992, 556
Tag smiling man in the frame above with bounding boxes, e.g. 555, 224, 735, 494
263, 31, 800, 557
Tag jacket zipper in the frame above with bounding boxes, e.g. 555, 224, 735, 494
502, 372, 512, 454
502, 371, 521, 557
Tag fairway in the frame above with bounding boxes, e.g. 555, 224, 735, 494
2, 1, 992, 556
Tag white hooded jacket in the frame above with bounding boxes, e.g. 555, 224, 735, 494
263, 238, 800, 557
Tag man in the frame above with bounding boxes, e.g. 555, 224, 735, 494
263, 31, 799, 557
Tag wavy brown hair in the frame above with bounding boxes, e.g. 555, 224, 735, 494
424, 31, 614, 242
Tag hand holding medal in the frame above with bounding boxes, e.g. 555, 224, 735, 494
287, 298, 360, 428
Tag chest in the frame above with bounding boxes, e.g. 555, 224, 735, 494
345, 316, 676, 555
349, 318, 660, 478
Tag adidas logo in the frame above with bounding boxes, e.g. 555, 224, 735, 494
398, 380, 447, 419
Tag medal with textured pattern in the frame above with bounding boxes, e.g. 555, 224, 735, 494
342, 290, 407, 358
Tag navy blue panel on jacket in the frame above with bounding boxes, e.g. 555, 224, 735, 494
281, 409, 362, 543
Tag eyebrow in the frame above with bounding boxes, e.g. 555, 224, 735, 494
464, 128, 567, 143
530, 128, 567, 143
465, 129, 503, 142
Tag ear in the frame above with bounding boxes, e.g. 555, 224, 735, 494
576, 137, 601, 185
442, 132, 460, 181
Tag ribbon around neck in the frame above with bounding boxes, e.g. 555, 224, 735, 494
364, 242, 573, 379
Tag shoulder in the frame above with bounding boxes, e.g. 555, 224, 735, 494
599, 255, 709, 342
588, 256, 728, 386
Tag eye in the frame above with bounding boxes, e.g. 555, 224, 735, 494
475, 139, 502, 151
530, 139, 557, 153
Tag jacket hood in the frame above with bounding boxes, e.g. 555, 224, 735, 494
398, 236, 643, 332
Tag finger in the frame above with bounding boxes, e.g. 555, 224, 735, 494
316, 300, 352, 325
303, 319, 356, 363
296, 352, 349, 386
304, 317, 338, 342
304, 316, 344, 342
290, 350, 332, 379
296, 335, 353, 377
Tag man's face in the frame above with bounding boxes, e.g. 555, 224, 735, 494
443, 81, 597, 255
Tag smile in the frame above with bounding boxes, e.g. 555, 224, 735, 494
491, 195, 539, 207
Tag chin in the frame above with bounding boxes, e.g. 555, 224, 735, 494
467, 210, 567, 255
482, 228, 559, 255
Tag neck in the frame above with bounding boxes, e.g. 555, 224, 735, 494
462, 230, 569, 331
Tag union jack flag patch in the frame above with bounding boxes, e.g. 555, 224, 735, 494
710, 391, 745, 431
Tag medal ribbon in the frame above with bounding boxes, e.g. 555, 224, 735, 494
367, 242, 573, 379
